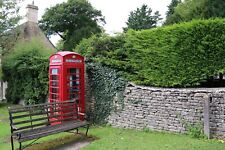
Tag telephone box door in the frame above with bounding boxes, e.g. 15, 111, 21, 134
49, 67, 62, 122
49, 67, 61, 103
64, 66, 85, 120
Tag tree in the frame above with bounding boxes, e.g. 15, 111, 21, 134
124, 4, 162, 31
0, 0, 21, 51
164, 0, 225, 25
39, 0, 105, 50
203, 0, 225, 18
164, 0, 181, 25
166, 0, 181, 17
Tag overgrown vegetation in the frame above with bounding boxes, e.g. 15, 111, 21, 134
76, 19, 225, 87
186, 123, 206, 139
86, 63, 127, 123
2, 38, 54, 104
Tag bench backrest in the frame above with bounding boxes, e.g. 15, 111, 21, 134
8, 100, 79, 133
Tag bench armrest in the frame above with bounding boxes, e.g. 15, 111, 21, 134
78, 112, 87, 120
78, 112, 85, 116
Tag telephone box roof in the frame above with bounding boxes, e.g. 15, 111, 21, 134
56, 51, 82, 57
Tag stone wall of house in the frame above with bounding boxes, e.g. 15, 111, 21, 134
108, 83, 225, 138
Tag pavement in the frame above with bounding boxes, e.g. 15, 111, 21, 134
53, 140, 91, 150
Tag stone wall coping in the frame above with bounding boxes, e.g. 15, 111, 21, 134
127, 82, 225, 92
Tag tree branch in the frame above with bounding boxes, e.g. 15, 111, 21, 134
56, 32, 66, 40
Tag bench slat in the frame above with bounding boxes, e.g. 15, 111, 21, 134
12, 110, 78, 127
8, 100, 76, 112
17, 121, 88, 142
13, 109, 76, 125
13, 114, 79, 131
9, 102, 77, 114
15, 121, 49, 131
15, 117, 80, 133
11, 108, 76, 120
11, 111, 48, 119
13, 117, 49, 125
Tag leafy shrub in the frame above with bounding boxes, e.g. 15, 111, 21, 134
75, 34, 126, 59
186, 123, 206, 139
179, 116, 206, 139
76, 19, 225, 87
2, 38, 55, 104
75, 34, 135, 75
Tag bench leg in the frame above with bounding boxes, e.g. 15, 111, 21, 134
10, 135, 14, 150
19, 142, 22, 150
86, 124, 89, 136
76, 128, 79, 134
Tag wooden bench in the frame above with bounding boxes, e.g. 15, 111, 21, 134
8, 100, 89, 150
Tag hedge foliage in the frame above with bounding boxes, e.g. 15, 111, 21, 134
2, 39, 55, 104
75, 19, 225, 87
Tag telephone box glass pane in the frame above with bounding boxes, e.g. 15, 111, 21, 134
68, 68, 80, 73
67, 75, 79, 80
72, 81, 79, 86
67, 68, 80, 101
52, 75, 58, 80
52, 69, 59, 75
51, 94, 58, 99
52, 88, 58, 93
52, 81, 58, 86
69, 68, 76, 73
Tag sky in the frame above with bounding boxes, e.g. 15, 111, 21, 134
19, 0, 171, 45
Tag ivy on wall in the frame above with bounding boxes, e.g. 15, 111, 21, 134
86, 63, 127, 124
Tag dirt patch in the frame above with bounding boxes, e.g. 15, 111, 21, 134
24, 134, 96, 150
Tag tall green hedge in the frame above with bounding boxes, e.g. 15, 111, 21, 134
2, 39, 55, 104
76, 19, 225, 87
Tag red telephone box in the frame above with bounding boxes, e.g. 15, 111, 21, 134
48, 51, 85, 123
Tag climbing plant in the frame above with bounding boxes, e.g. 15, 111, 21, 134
86, 63, 127, 124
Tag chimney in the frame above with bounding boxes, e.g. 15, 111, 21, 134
26, 3, 38, 23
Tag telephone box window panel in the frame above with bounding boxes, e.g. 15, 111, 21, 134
49, 51, 85, 124
52, 68, 59, 75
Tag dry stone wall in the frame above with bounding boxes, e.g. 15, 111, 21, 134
108, 83, 225, 138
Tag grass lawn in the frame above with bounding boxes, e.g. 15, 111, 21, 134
84, 126, 225, 150
1, 103, 225, 150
